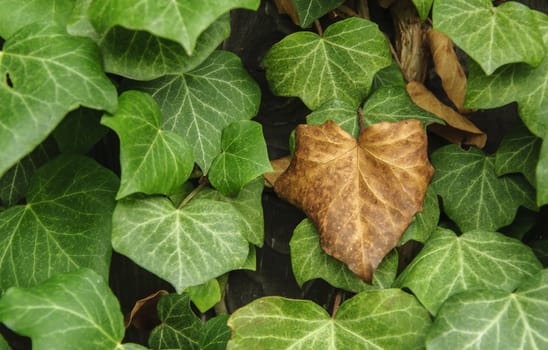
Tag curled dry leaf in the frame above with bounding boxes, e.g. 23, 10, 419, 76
274, 120, 434, 282
125, 290, 169, 330
264, 156, 291, 188
428, 29, 470, 113
407, 81, 487, 148
272, 0, 300, 26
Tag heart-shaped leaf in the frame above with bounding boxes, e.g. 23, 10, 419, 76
399, 185, 439, 246
395, 227, 542, 315
0, 268, 144, 350
0, 155, 118, 292
275, 120, 433, 282
228, 289, 432, 349
0, 23, 118, 176
431, 144, 537, 232
426, 269, 548, 349
290, 0, 344, 27
88, 0, 259, 55
53, 107, 108, 154
263, 17, 392, 109
101, 91, 194, 199
411, 0, 433, 21
433, 0, 545, 75
111, 196, 249, 293
132, 50, 261, 172
208, 121, 272, 196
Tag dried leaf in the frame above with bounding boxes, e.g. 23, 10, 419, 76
274, 120, 433, 281
125, 290, 169, 330
272, 0, 300, 26
264, 156, 291, 188
407, 81, 486, 148
427, 29, 469, 113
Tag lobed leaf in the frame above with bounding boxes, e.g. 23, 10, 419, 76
263, 17, 392, 110
200, 315, 230, 350
411, 0, 433, 21
291, 0, 345, 28
399, 185, 440, 246
101, 91, 194, 199
395, 227, 542, 315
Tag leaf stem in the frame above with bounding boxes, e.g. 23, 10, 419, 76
358, 107, 365, 134
384, 33, 404, 77
314, 20, 324, 37
178, 177, 208, 209
331, 291, 343, 318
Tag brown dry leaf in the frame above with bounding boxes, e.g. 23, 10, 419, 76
407, 81, 487, 148
272, 0, 300, 26
428, 29, 470, 113
274, 120, 434, 282
125, 290, 169, 330
264, 156, 291, 188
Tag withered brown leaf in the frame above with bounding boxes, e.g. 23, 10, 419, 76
264, 156, 291, 188
274, 120, 434, 282
125, 290, 168, 330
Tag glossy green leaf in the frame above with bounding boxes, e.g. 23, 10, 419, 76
195, 178, 265, 246
101, 91, 193, 199
111, 197, 249, 293
431, 144, 537, 232
149, 294, 201, 350
66, 0, 99, 40
412, 0, 433, 21
0, 155, 118, 292
0, 0, 75, 38
395, 228, 542, 315
426, 269, 548, 349
263, 17, 391, 109
531, 240, 548, 267
186, 279, 221, 313
209, 121, 272, 196
495, 124, 541, 185
200, 315, 230, 350
433, 0, 545, 74
306, 99, 360, 137
88, 0, 260, 55
228, 290, 431, 349
0, 23, 117, 177
371, 61, 405, 91
291, 0, 344, 27
0, 269, 136, 350
133, 51, 261, 172
0, 138, 57, 207
53, 107, 108, 154
399, 185, 440, 246
538, 138, 548, 205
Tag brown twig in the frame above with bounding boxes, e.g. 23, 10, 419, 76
178, 177, 208, 209
358, 107, 365, 134
314, 19, 323, 37
384, 33, 403, 72
331, 291, 343, 318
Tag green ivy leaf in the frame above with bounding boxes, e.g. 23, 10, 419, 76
0, 268, 142, 350
228, 290, 431, 349
399, 185, 440, 246
495, 124, 541, 185
0, 138, 57, 207
395, 228, 542, 315
0, 155, 118, 292
186, 279, 221, 313
0, 0, 75, 38
200, 315, 230, 350
307, 99, 360, 137
0, 23, 117, 177
538, 138, 548, 205
530, 240, 548, 267
53, 107, 108, 154
431, 144, 537, 232
412, 0, 433, 21
433, 0, 545, 75
149, 294, 201, 350
426, 269, 548, 349
133, 51, 261, 172
111, 197, 249, 293
0, 335, 9, 350
371, 61, 405, 91
263, 17, 391, 109
66, 0, 99, 40
101, 91, 194, 199
291, 0, 344, 28
208, 121, 272, 196
195, 178, 265, 246
88, 0, 259, 55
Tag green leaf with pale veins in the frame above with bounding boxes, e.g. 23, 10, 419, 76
0, 23, 118, 177
426, 269, 548, 350
495, 124, 541, 185
0, 0, 75, 38
291, 0, 344, 28
132, 51, 261, 172
149, 294, 201, 350
412, 0, 433, 21
228, 290, 431, 349
433, 0, 545, 75
208, 121, 272, 196
88, 0, 260, 55
307, 99, 360, 137
0, 155, 118, 292
200, 315, 230, 350
0, 268, 143, 350
102, 91, 194, 199
53, 107, 108, 154
195, 178, 265, 246
111, 196, 249, 293
431, 144, 537, 232
263, 17, 392, 110
371, 61, 405, 91
399, 185, 440, 246
395, 227, 542, 315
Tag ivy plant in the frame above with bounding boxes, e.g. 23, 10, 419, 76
0, 0, 547, 349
